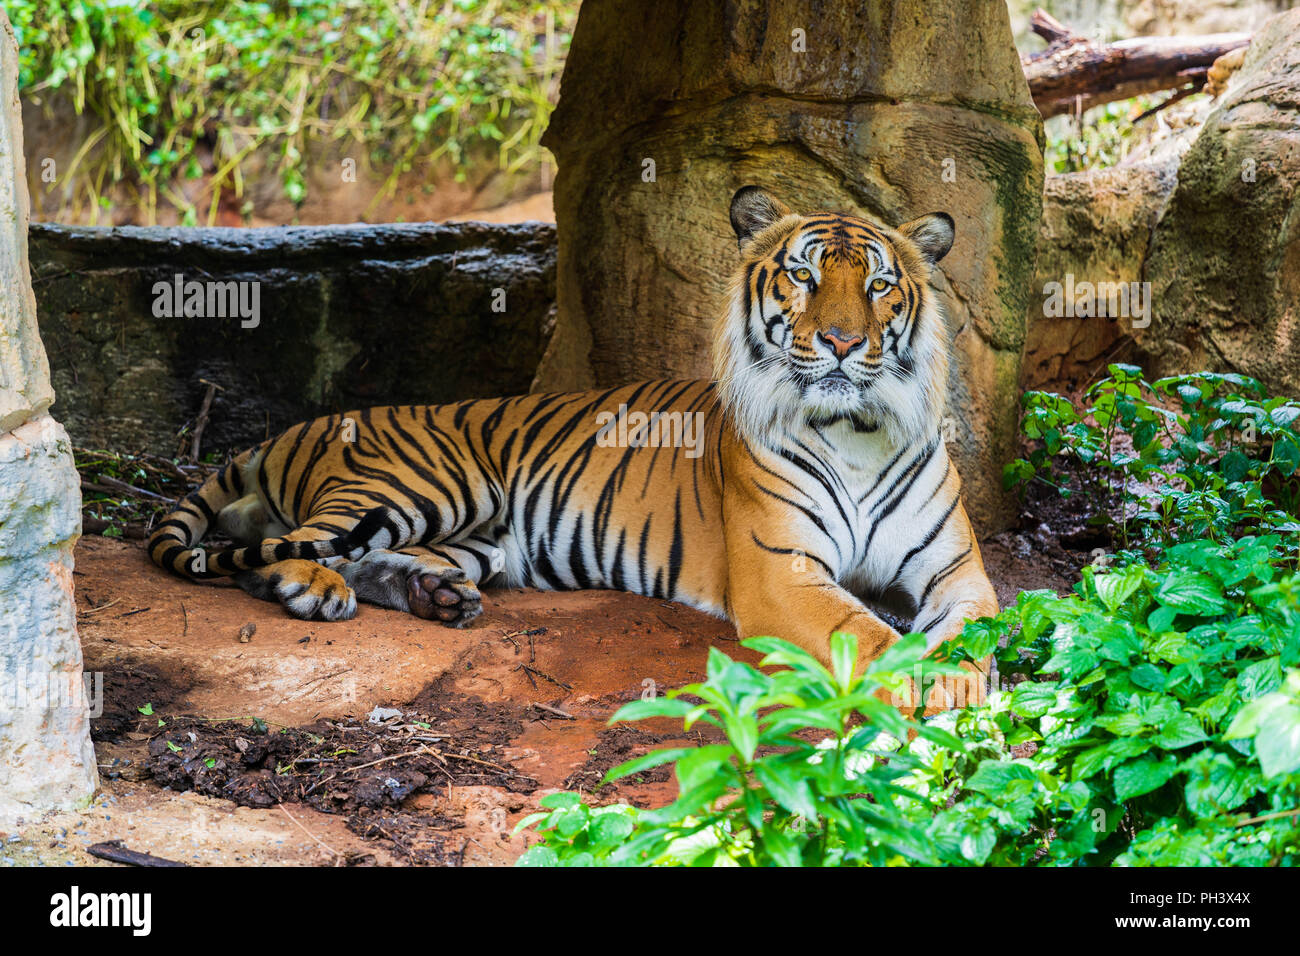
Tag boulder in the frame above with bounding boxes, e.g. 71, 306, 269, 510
1135, 9, 1300, 394
0, 9, 96, 821
1024, 161, 1176, 391
539, 0, 1045, 533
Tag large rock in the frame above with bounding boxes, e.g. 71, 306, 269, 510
0, 416, 94, 820
1024, 161, 1176, 391
1134, 9, 1300, 392
0, 14, 53, 436
0, 9, 96, 820
539, 0, 1044, 533
32, 222, 556, 455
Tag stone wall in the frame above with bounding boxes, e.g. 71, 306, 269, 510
32, 222, 557, 457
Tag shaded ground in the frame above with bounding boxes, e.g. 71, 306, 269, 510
7, 510, 1084, 867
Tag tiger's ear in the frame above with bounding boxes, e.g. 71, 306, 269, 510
898, 212, 955, 265
730, 186, 791, 250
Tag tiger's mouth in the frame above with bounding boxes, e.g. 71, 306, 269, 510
793, 364, 882, 392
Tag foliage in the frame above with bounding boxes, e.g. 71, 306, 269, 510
8, 0, 575, 223
1043, 93, 1198, 174
967, 538, 1300, 866
516, 632, 991, 867
518, 546, 1300, 866
1004, 364, 1300, 560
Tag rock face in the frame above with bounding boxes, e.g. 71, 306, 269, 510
32, 222, 556, 456
1135, 9, 1300, 393
1024, 161, 1177, 391
0, 9, 96, 820
540, 0, 1044, 533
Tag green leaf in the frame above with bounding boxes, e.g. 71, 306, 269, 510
830, 631, 858, 690
1129, 664, 1167, 692
1156, 572, 1229, 615
753, 761, 820, 820
608, 697, 695, 724
1010, 681, 1058, 718
538, 792, 582, 810
1182, 752, 1258, 817
1093, 565, 1145, 612
515, 845, 559, 867
602, 748, 696, 787
1238, 657, 1283, 700
1152, 711, 1208, 750
867, 632, 927, 676
965, 759, 1036, 797
1254, 704, 1300, 779
1113, 754, 1179, 802
589, 812, 635, 849
1074, 736, 1152, 780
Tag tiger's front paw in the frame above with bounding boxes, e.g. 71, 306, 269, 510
406, 568, 482, 628
273, 565, 357, 621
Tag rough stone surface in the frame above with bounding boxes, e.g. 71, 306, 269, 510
0, 12, 54, 435
1024, 161, 1177, 391
540, 0, 1044, 534
0, 7, 97, 820
32, 221, 556, 455
0, 416, 95, 821
1134, 9, 1300, 393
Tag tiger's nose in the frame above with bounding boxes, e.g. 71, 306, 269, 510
818, 327, 866, 360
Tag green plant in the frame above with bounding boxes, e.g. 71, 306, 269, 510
517, 633, 983, 867
1005, 365, 1300, 558
518, 538, 1300, 867
1043, 93, 1196, 174
959, 537, 1300, 866
9, 0, 575, 223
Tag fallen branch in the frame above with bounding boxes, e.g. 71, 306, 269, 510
1022, 9, 1250, 118
531, 701, 575, 720
86, 840, 185, 868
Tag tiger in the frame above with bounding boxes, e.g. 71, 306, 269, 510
149, 186, 999, 679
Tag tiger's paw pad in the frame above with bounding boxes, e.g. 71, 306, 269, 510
406, 570, 481, 627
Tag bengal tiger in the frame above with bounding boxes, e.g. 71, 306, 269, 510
150, 186, 999, 678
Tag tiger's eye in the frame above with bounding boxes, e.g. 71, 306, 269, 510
870, 277, 890, 293
793, 267, 812, 282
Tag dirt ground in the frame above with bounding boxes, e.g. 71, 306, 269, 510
4, 518, 1080, 868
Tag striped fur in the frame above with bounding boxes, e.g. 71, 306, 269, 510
150, 187, 998, 675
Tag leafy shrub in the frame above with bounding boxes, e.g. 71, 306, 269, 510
517, 633, 975, 867
518, 549, 1300, 866
9, 0, 575, 223
1005, 364, 1300, 558
966, 537, 1300, 865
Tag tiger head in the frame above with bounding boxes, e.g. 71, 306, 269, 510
714, 186, 954, 448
